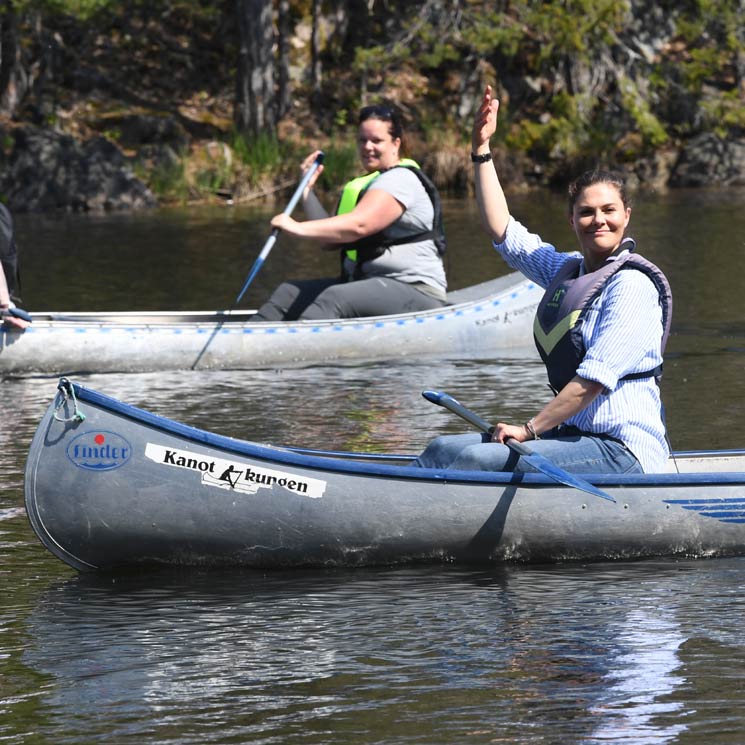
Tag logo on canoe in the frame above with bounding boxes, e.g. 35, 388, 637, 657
144, 443, 327, 499
66, 431, 132, 471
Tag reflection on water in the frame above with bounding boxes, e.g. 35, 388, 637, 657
589, 610, 687, 744
15, 560, 745, 744
2, 191, 745, 743
0, 357, 550, 454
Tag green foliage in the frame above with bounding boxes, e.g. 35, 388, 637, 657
231, 130, 285, 184
194, 143, 235, 196
14, 0, 219, 22
17, 0, 113, 20
525, 0, 630, 60
139, 156, 190, 202
660, 0, 745, 135
5, 0, 744, 203
701, 91, 745, 136
316, 143, 360, 191
618, 77, 669, 148
505, 92, 592, 161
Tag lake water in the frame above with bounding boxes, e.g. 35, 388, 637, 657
2, 189, 744, 743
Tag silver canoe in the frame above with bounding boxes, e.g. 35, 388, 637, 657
25, 379, 745, 571
1, 272, 540, 375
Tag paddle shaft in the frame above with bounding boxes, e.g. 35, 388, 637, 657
421, 390, 616, 502
234, 151, 325, 305
1, 307, 32, 322
427, 394, 545, 461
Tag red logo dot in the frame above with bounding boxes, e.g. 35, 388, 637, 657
94, 434, 105, 445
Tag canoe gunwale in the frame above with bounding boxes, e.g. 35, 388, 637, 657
12, 273, 536, 330
65, 379, 745, 489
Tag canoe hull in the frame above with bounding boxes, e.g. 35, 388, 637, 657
2, 273, 540, 375
24, 380, 745, 571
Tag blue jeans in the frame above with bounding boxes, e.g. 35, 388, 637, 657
414, 427, 643, 474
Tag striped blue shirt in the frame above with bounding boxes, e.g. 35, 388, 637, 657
494, 217, 669, 472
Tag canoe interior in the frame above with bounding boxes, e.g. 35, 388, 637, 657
27, 309, 258, 324
27, 273, 527, 327
45, 379, 745, 486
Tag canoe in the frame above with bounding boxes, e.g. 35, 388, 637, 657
25, 378, 745, 571
1, 272, 540, 376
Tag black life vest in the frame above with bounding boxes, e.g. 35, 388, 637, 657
533, 241, 673, 393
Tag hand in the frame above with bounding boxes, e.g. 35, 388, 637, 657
472, 84, 500, 153
491, 421, 530, 444
1, 311, 30, 330
270, 213, 298, 233
300, 150, 324, 195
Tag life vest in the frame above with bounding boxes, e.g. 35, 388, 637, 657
533, 240, 673, 393
336, 160, 446, 280
0, 203, 21, 304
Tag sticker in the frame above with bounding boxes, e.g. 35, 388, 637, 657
145, 443, 326, 499
66, 431, 132, 471
664, 497, 745, 524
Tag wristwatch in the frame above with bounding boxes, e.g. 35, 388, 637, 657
470, 152, 492, 163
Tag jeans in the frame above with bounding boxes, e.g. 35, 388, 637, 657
251, 276, 445, 321
414, 427, 644, 474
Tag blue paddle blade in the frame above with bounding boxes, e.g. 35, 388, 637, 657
504, 438, 616, 502
422, 389, 616, 503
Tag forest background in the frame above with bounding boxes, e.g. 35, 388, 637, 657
0, 0, 743, 212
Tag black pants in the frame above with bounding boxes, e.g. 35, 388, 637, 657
251, 277, 446, 322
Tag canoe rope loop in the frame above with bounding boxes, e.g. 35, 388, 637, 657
53, 378, 86, 423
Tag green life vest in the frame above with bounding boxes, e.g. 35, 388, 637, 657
336, 159, 446, 270
336, 158, 419, 223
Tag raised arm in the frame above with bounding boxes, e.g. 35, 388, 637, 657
472, 85, 511, 243
298, 150, 330, 220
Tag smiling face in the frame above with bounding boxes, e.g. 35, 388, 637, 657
357, 117, 401, 173
569, 182, 631, 271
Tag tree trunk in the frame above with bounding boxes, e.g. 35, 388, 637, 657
0, 2, 25, 117
310, 0, 321, 101
234, 0, 276, 138
277, 0, 291, 119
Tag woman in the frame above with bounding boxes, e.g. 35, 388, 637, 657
251, 104, 447, 321
416, 85, 672, 474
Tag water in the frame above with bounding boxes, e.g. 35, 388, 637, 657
2, 190, 745, 743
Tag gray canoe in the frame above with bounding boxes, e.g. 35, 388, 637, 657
24, 379, 745, 571
2, 272, 540, 375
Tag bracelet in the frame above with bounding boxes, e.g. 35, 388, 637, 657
470, 151, 492, 163
524, 418, 539, 440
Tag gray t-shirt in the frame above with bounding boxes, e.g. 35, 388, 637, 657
342, 168, 447, 295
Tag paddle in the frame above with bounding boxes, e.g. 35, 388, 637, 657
421, 390, 616, 503
1, 306, 32, 322
234, 150, 325, 306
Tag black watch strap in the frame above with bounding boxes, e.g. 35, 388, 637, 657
470, 151, 492, 163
